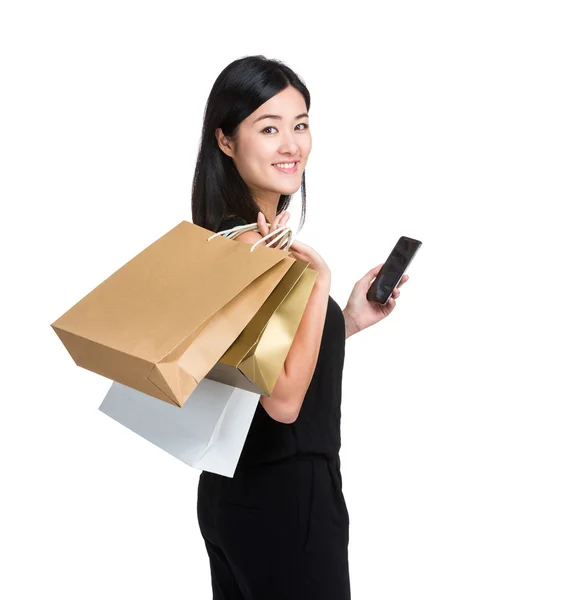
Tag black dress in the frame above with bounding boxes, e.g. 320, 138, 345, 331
197, 215, 351, 600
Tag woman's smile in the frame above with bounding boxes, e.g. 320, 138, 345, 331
272, 160, 299, 174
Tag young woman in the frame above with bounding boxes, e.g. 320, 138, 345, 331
192, 55, 408, 600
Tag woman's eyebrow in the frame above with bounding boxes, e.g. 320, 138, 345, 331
252, 112, 309, 125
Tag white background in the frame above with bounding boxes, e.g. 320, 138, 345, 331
2, 1, 573, 598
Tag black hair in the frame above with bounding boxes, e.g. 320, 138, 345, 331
191, 55, 310, 233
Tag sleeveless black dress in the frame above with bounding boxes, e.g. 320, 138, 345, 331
196, 215, 351, 599
212, 214, 347, 467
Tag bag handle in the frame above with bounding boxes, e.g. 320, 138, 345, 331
208, 222, 293, 252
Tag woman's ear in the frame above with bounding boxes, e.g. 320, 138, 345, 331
215, 128, 234, 159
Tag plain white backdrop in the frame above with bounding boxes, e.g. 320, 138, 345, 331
2, 1, 573, 598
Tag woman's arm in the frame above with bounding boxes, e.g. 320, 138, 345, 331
342, 308, 360, 339
260, 275, 330, 423
234, 229, 331, 424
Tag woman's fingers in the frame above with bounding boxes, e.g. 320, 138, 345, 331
272, 210, 289, 230
277, 211, 291, 244
367, 263, 384, 281
264, 210, 290, 247
257, 211, 269, 236
397, 274, 409, 288
355, 263, 383, 291
258, 209, 290, 232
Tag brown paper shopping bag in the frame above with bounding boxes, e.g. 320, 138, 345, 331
51, 221, 299, 407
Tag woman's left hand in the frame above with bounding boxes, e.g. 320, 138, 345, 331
343, 264, 409, 337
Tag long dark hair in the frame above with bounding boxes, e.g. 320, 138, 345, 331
191, 55, 310, 233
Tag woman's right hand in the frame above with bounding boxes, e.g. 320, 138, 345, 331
256, 210, 331, 284
256, 209, 291, 238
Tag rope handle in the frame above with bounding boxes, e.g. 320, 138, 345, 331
207, 222, 294, 253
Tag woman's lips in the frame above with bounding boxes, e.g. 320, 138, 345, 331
272, 161, 299, 174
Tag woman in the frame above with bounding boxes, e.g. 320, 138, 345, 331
192, 55, 408, 600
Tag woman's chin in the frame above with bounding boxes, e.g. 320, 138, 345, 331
273, 181, 302, 196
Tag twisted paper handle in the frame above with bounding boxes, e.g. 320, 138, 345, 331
207, 222, 293, 252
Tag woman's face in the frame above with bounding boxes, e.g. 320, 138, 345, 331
216, 85, 312, 207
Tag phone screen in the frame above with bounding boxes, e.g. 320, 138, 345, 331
367, 236, 422, 304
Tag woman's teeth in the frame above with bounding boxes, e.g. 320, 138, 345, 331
273, 162, 298, 173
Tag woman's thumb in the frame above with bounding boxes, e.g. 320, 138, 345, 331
363, 263, 384, 282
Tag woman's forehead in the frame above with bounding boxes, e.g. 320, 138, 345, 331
249, 88, 308, 124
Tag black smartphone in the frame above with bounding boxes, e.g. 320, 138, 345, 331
367, 236, 422, 304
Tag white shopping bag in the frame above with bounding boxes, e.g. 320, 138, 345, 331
98, 378, 260, 478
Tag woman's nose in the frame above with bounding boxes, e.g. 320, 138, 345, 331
278, 130, 300, 151
279, 141, 299, 156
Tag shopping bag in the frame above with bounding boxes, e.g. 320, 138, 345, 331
51, 220, 301, 408
206, 260, 317, 395
98, 379, 259, 477
204, 221, 317, 395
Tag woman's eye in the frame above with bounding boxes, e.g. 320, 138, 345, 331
262, 123, 309, 134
